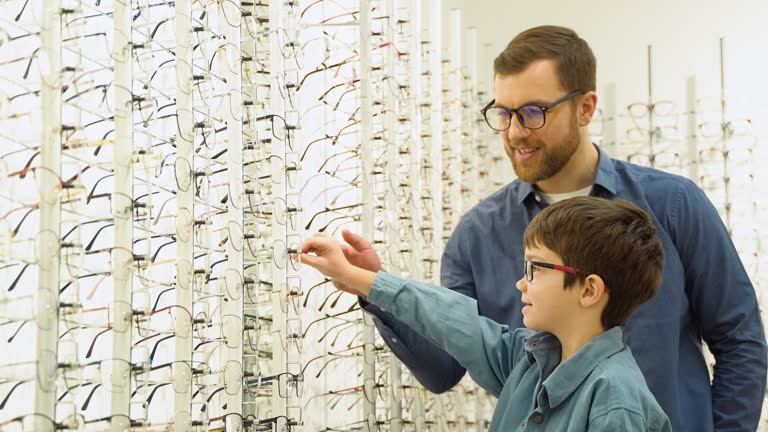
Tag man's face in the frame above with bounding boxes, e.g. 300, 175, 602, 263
494, 60, 581, 184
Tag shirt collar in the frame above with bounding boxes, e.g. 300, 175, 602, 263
524, 332, 563, 386
593, 144, 618, 196
515, 144, 618, 205
538, 327, 627, 409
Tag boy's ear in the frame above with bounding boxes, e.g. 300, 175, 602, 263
579, 274, 608, 307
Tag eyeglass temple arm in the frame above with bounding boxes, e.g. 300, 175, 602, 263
480, 99, 495, 113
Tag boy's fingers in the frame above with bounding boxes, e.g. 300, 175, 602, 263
299, 253, 321, 267
300, 237, 325, 253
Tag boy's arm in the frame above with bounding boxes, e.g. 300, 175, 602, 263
359, 301, 469, 393
299, 234, 529, 395
346, 268, 528, 396
334, 231, 476, 394
336, 230, 473, 393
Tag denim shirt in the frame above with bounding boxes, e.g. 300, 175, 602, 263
369, 272, 673, 432
363, 146, 767, 432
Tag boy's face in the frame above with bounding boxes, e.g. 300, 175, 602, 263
516, 244, 584, 333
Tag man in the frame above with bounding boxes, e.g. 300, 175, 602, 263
338, 25, 767, 431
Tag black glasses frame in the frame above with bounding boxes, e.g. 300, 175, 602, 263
480, 90, 585, 131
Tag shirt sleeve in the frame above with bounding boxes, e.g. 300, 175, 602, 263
360, 299, 468, 393
358, 216, 478, 393
368, 272, 530, 397
670, 179, 767, 430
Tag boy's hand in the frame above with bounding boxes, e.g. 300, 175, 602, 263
298, 233, 377, 298
334, 230, 381, 297
299, 233, 350, 279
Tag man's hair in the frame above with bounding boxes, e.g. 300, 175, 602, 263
494, 25, 596, 93
523, 196, 664, 328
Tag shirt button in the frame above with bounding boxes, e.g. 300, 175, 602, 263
391, 338, 398, 344
532, 414, 544, 424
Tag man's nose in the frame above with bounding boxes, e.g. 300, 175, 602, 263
506, 114, 531, 141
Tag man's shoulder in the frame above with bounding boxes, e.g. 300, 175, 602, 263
442, 181, 527, 265
612, 158, 700, 197
458, 180, 526, 225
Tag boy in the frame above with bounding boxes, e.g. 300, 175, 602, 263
298, 196, 672, 431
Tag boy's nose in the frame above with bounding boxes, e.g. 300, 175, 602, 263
516, 277, 526, 292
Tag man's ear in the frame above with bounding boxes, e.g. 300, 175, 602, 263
579, 273, 608, 308
578, 91, 598, 127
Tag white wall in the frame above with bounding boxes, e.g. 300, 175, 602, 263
441, 0, 768, 113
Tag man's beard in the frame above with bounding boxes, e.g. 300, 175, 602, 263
510, 117, 580, 184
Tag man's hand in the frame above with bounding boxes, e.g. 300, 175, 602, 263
334, 230, 381, 298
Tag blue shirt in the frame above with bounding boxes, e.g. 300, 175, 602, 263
370, 272, 673, 432
364, 146, 767, 432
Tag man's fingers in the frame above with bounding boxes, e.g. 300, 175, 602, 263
341, 229, 372, 251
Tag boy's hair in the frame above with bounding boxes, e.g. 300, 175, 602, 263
494, 25, 596, 93
523, 197, 664, 328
